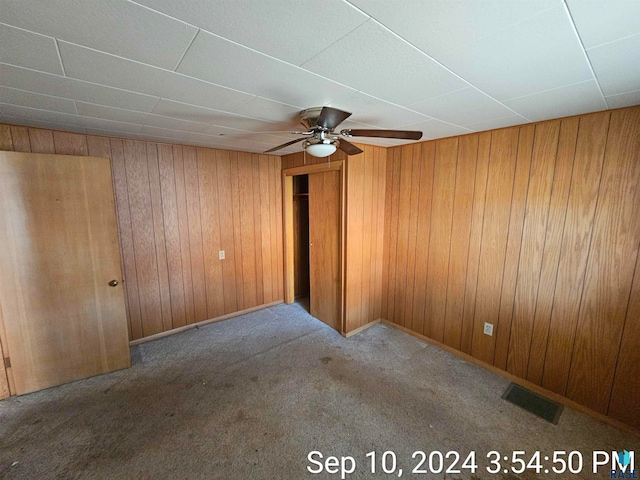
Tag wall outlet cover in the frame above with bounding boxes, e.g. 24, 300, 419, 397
484, 322, 493, 336
219, 250, 225, 260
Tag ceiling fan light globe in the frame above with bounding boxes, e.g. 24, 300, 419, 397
306, 142, 337, 158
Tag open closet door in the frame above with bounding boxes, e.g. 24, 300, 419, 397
308, 170, 341, 331
0, 152, 130, 395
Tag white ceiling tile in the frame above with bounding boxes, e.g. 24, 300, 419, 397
465, 115, 528, 133
233, 97, 303, 124
0, 103, 144, 133
151, 99, 291, 132
504, 80, 606, 122
385, 118, 472, 140
2, 0, 197, 69
135, 0, 368, 66
409, 87, 521, 127
587, 34, 640, 96
0, 85, 76, 114
301, 20, 467, 106
0, 115, 86, 134
605, 90, 640, 110
348, 0, 560, 58
84, 128, 152, 141
176, 31, 357, 107
0, 23, 63, 74
439, 6, 593, 101
58, 41, 255, 112
0, 64, 160, 112
328, 91, 429, 129
140, 125, 269, 151
566, 0, 640, 48
75, 102, 149, 124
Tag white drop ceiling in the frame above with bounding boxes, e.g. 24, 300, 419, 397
0, 0, 639, 155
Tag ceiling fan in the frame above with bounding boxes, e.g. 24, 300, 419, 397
264, 106, 423, 157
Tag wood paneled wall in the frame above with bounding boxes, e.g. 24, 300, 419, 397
282, 144, 386, 333
383, 106, 640, 429
0, 123, 284, 342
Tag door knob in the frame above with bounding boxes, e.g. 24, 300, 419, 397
108, 280, 119, 287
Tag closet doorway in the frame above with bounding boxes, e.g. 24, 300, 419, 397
283, 161, 344, 333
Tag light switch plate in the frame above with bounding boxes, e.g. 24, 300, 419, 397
484, 322, 494, 336
219, 250, 225, 260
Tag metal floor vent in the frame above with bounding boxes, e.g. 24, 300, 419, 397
502, 383, 563, 424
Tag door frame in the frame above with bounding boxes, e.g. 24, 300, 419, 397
282, 161, 346, 334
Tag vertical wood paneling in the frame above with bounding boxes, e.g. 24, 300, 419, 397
526, 117, 578, 384
507, 121, 559, 377
380, 106, 640, 429
373, 147, 386, 320
0, 125, 13, 150
124, 140, 163, 337
411, 143, 435, 335
197, 148, 225, 319
460, 133, 490, 354
541, 111, 610, 395
386, 148, 402, 323
393, 147, 414, 328
259, 155, 274, 303
183, 146, 208, 322
238, 153, 258, 308
403, 144, 421, 330
229, 152, 245, 311
274, 156, 284, 300
158, 144, 187, 329
471, 128, 519, 364
360, 150, 374, 328
216, 150, 238, 313
346, 152, 364, 329
173, 146, 196, 325
566, 107, 640, 413
109, 138, 142, 339
444, 135, 477, 349
28, 128, 55, 153
10, 126, 31, 152
424, 138, 458, 341
381, 149, 395, 320
52, 131, 88, 155
145, 143, 173, 332
0, 123, 284, 345
608, 245, 640, 429
252, 154, 265, 305
493, 125, 533, 369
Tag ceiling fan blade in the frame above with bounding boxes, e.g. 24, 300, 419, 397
220, 130, 311, 137
341, 129, 423, 140
316, 106, 352, 129
264, 137, 307, 153
338, 139, 363, 156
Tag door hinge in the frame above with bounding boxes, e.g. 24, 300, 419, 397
3, 357, 10, 369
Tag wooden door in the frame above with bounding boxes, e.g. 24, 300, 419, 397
308, 170, 341, 330
0, 151, 130, 395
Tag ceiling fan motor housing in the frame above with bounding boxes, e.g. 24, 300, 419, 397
299, 107, 326, 130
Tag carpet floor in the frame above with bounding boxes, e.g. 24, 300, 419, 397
0, 302, 637, 479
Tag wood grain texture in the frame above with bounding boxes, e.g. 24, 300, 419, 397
471, 128, 519, 364
526, 117, 578, 384
507, 121, 559, 377
381, 106, 640, 429
0, 151, 130, 394
424, 138, 458, 341
444, 135, 477, 349
0, 123, 285, 343
309, 170, 341, 330
541, 112, 610, 395
608, 240, 640, 429
566, 107, 640, 413
493, 125, 534, 370
460, 133, 490, 354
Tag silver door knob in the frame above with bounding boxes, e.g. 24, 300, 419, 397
108, 280, 119, 287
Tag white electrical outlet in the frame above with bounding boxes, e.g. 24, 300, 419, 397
483, 322, 494, 336
219, 250, 225, 260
